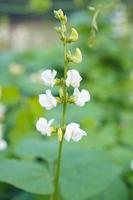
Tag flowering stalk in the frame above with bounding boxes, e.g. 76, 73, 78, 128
52, 38, 68, 200
36, 9, 91, 200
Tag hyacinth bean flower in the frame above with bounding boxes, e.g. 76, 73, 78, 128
66, 69, 82, 88
64, 123, 87, 142
73, 88, 90, 107
41, 69, 57, 87
36, 117, 54, 136
39, 90, 57, 110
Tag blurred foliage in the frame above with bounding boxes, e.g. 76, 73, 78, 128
28, 0, 52, 13
0, 0, 133, 200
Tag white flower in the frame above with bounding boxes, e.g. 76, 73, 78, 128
73, 88, 90, 107
36, 117, 54, 136
131, 160, 133, 171
66, 69, 82, 88
39, 90, 57, 110
64, 123, 87, 142
0, 139, 7, 151
41, 69, 57, 87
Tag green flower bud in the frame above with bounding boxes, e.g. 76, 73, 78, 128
55, 27, 62, 33
57, 128, 63, 142
66, 28, 78, 43
68, 96, 76, 104
59, 88, 64, 98
54, 9, 67, 24
54, 9, 64, 19
67, 48, 82, 63
70, 28, 78, 41
56, 97, 62, 104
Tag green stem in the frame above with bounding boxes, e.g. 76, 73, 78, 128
52, 42, 67, 200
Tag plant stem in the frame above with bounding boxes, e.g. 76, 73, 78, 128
52, 42, 68, 200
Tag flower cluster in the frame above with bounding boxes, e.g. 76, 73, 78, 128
36, 9, 91, 142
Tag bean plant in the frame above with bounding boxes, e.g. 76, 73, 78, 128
36, 9, 90, 200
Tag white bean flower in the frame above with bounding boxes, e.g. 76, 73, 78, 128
64, 123, 87, 142
39, 90, 57, 110
0, 139, 7, 151
66, 69, 82, 88
73, 88, 90, 107
41, 69, 57, 87
36, 117, 54, 136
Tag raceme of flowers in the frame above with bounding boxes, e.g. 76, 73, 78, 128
36, 9, 91, 142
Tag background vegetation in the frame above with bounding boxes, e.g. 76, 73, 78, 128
0, 0, 133, 200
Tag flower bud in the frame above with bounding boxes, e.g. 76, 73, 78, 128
55, 26, 62, 33
56, 97, 62, 104
59, 88, 64, 98
67, 48, 82, 64
67, 28, 78, 43
54, 9, 67, 24
57, 128, 63, 142
54, 9, 64, 19
68, 96, 76, 104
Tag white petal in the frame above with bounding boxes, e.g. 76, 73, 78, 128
66, 70, 82, 88
0, 139, 7, 151
64, 127, 72, 142
41, 70, 51, 85
36, 117, 47, 134
64, 123, 87, 142
73, 88, 90, 107
72, 128, 87, 142
81, 89, 91, 102
64, 123, 80, 142
46, 90, 57, 107
65, 71, 71, 87
36, 117, 53, 136
48, 118, 55, 126
41, 69, 57, 87
52, 70, 57, 78
73, 88, 80, 97
39, 94, 51, 109
39, 90, 57, 110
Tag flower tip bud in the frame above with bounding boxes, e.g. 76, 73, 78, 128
66, 48, 82, 64
57, 128, 63, 142
75, 48, 82, 63
69, 28, 78, 42
54, 9, 64, 19
54, 9, 67, 24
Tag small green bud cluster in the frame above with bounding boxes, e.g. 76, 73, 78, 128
54, 9, 80, 49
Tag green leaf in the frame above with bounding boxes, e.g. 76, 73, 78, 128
89, 179, 128, 200
60, 148, 121, 200
0, 159, 53, 195
109, 146, 133, 169
1, 86, 21, 106
14, 138, 58, 162
12, 193, 33, 200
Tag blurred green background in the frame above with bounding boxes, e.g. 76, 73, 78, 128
0, 0, 133, 200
